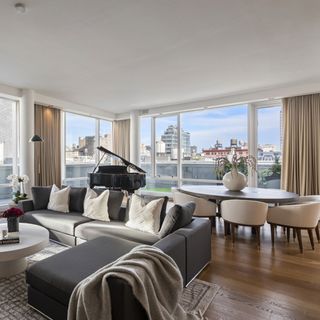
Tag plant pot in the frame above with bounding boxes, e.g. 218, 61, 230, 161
223, 169, 247, 191
7, 216, 19, 233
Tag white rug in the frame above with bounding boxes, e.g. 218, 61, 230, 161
0, 242, 219, 319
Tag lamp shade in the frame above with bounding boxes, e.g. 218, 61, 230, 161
29, 135, 44, 142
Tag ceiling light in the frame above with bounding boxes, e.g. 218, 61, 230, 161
14, 3, 27, 14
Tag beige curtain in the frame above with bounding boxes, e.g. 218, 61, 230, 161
281, 94, 320, 195
34, 104, 61, 186
112, 119, 130, 160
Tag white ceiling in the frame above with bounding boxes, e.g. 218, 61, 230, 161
0, 0, 320, 113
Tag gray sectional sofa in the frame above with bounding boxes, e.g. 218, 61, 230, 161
19, 186, 211, 320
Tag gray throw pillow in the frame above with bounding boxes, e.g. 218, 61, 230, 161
93, 188, 124, 220
32, 186, 52, 210
68, 187, 87, 213
159, 202, 195, 238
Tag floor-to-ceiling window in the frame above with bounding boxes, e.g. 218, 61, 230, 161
257, 105, 282, 188
0, 97, 19, 203
180, 105, 248, 186
140, 101, 282, 192
64, 112, 112, 187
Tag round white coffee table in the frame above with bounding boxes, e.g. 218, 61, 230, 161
0, 223, 49, 278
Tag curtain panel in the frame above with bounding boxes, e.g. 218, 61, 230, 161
281, 94, 320, 195
34, 104, 61, 186
112, 119, 130, 160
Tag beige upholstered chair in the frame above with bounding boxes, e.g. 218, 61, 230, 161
267, 203, 320, 253
287, 196, 320, 242
221, 200, 268, 248
172, 188, 216, 230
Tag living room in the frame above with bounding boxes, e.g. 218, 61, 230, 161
0, 1, 320, 319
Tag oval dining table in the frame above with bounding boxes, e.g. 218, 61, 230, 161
179, 185, 299, 235
179, 185, 299, 205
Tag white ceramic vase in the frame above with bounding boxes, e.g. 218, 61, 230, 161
222, 168, 247, 191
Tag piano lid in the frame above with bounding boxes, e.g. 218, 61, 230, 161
93, 146, 146, 174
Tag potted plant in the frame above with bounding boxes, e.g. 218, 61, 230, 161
7, 174, 29, 204
216, 152, 257, 191
3, 207, 24, 233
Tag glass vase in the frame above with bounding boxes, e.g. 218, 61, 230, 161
7, 216, 19, 233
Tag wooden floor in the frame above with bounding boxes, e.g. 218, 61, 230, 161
199, 219, 320, 320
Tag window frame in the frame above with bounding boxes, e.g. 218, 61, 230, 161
62, 111, 113, 186
140, 99, 282, 189
0, 97, 20, 202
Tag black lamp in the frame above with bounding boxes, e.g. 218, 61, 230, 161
29, 135, 44, 142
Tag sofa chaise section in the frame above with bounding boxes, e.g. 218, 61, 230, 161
26, 234, 186, 320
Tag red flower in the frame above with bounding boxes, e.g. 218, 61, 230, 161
3, 207, 24, 218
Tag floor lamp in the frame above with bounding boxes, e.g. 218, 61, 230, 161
29, 135, 44, 185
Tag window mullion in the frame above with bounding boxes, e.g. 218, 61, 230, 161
177, 114, 182, 188
151, 117, 156, 178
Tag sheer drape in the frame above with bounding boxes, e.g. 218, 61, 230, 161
112, 119, 130, 160
34, 104, 61, 186
281, 94, 320, 195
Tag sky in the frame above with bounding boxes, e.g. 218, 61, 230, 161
66, 113, 112, 147
141, 104, 281, 150
65, 104, 281, 151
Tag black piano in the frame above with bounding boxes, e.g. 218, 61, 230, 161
88, 146, 146, 193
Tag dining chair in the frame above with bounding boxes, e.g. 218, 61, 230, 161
172, 188, 217, 231
221, 199, 268, 248
286, 195, 320, 242
267, 203, 320, 253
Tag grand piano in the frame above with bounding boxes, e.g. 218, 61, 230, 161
88, 146, 146, 193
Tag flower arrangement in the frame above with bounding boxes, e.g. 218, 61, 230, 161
2, 207, 24, 218
7, 174, 29, 204
216, 152, 257, 178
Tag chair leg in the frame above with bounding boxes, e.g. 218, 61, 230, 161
307, 229, 315, 250
211, 216, 216, 229
255, 226, 261, 249
231, 223, 235, 244
315, 225, 320, 243
293, 228, 296, 240
287, 227, 290, 243
296, 229, 303, 253
224, 220, 228, 237
270, 224, 275, 247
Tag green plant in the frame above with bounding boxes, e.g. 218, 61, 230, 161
258, 156, 281, 186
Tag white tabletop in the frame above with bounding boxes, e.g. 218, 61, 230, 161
0, 223, 49, 262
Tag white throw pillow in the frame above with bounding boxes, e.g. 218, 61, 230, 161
83, 188, 110, 221
125, 194, 164, 234
47, 184, 70, 213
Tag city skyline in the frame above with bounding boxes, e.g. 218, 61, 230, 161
65, 113, 112, 148
141, 105, 282, 151
65, 105, 281, 153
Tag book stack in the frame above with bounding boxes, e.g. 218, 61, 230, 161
0, 229, 20, 245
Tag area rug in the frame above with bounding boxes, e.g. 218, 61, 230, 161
0, 242, 219, 320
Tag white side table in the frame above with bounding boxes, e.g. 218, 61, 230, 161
0, 223, 49, 277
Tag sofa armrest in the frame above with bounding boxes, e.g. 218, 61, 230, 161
18, 199, 34, 212
154, 233, 186, 285
174, 218, 211, 284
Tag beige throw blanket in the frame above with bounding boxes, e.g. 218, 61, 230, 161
68, 245, 200, 320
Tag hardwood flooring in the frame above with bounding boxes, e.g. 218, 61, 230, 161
199, 219, 320, 320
